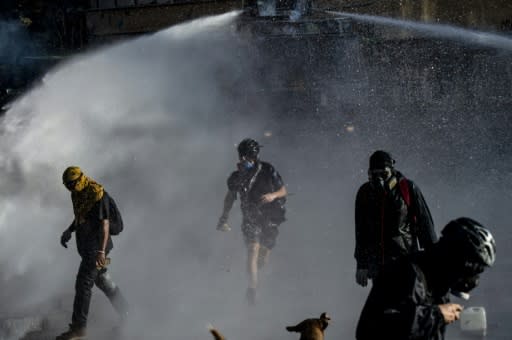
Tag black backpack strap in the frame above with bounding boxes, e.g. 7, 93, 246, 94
246, 162, 262, 195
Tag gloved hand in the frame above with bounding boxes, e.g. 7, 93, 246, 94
60, 229, 72, 248
216, 217, 231, 231
356, 268, 369, 287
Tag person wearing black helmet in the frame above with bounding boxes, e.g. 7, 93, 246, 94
354, 150, 437, 287
216, 138, 287, 305
356, 217, 496, 340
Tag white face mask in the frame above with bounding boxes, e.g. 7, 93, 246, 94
368, 167, 393, 190
368, 167, 392, 182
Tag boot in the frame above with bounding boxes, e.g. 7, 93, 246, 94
56, 324, 86, 340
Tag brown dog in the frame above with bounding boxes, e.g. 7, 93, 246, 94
286, 313, 331, 340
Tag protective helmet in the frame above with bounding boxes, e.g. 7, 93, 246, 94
369, 150, 395, 170
237, 138, 260, 159
441, 217, 496, 267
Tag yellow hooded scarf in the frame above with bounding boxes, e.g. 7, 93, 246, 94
63, 166, 104, 223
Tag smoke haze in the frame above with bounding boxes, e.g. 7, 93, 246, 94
0, 10, 511, 339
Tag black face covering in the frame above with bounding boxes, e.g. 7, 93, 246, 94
451, 274, 480, 294
370, 177, 386, 192
449, 261, 485, 297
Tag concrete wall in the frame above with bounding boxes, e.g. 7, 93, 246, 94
86, 0, 243, 40
85, 0, 512, 43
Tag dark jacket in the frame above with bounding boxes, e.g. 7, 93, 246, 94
227, 161, 286, 223
356, 256, 448, 340
354, 172, 437, 276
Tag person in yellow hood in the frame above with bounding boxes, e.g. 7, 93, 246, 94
56, 166, 128, 340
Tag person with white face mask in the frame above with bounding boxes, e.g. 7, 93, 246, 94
216, 138, 287, 305
354, 150, 437, 287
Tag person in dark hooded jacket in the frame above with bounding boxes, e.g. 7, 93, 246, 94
355, 150, 437, 286
356, 217, 496, 340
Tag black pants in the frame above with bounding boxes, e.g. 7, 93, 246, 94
72, 256, 128, 328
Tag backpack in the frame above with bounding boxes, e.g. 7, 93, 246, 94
398, 177, 416, 223
108, 195, 124, 236
266, 197, 287, 224
399, 177, 424, 251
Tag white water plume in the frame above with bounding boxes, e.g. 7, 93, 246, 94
0, 10, 356, 339
0, 9, 252, 311
326, 11, 512, 52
